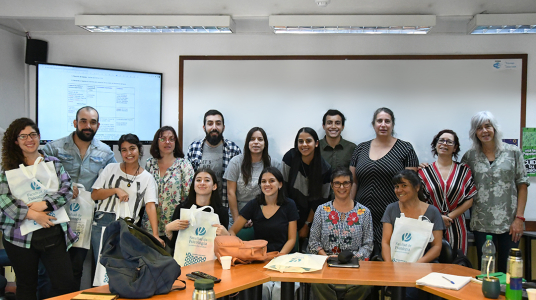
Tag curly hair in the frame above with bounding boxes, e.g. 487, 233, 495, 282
2, 118, 40, 171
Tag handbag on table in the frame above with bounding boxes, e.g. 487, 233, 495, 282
214, 235, 279, 266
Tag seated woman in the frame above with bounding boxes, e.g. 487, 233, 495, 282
381, 169, 445, 300
308, 167, 373, 300
91, 133, 161, 265
164, 167, 229, 251
229, 167, 298, 300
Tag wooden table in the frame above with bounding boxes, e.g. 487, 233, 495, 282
47, 260, 270, 300
418, 264, 505, 300
48, 260, 498, 300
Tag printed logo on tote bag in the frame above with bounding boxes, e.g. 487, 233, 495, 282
195, 227, 207, 236
402, 233, 412, 242
31, 180, 42, 190
70, 203, 81, 212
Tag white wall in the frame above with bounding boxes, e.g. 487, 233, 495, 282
0, 29, 26, 130
17, 32, 536, 220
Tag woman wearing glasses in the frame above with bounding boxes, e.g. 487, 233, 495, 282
308, 167, 373, 300
418, 129, 477, 255
142, 126, 194, 240
0, 118, 77, 300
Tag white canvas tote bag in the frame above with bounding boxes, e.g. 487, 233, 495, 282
68, 184, 95, 249
390, 213, 434, 263
174, 205, 220, 266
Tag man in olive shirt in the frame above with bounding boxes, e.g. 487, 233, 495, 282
319, 109, 357, 169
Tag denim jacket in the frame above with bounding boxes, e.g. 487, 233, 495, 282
42, 133, 116, 191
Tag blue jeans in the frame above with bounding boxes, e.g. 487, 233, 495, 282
91, 212, 116, 268
474, 231, 519, 273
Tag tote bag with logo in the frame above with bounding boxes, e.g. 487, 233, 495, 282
5, 156, 70, 235
174, 205, 220, 266
390, 213, 434, 263
68, 184, 95, 249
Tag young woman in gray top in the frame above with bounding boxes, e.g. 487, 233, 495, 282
223, 127, 273, 228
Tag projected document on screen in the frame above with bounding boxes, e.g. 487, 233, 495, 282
37, 63, 162, 143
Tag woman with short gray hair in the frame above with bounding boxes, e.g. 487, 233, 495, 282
461, 111, 529, 273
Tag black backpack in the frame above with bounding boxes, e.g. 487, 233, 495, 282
451, 249, 473, 268
100, 218, 183, 298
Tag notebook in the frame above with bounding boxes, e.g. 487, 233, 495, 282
416, 272, 471, 291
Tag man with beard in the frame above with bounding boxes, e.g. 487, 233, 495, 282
187, 109, 241, 207
42, 106, 116, 292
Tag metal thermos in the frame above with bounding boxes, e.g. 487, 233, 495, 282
192, 278, 216, 300
505, 248, 523, 300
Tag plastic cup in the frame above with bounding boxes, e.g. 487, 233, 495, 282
527, 288, 536, 300
220, 256, 232, 270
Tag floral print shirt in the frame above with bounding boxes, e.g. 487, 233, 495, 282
308, 201, 373, 260
142, 157, 194, 236
461, 143, 530, 234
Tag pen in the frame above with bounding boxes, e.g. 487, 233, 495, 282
442, 275, 455, 285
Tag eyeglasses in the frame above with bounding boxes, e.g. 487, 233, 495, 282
18, 132, 39, 140
437, 139, 454, 146
159, 137, 175, 143
332, 181, 351, 188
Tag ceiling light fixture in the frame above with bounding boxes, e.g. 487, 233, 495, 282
75, 15, 235, 33
468, 13, 536, 34
269, 15, 436, 34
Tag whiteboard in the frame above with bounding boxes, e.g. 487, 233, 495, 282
180, 55, 526, 164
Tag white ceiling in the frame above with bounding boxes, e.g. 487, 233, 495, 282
1, 0, 536, 35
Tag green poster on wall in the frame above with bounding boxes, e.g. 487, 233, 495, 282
522, 128, 536, 176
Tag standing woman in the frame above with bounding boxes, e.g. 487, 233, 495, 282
91, 133, 161, 265
461, 111, 529, 273
0, 118, 77, 300
281, 127, 331, 245
142, 126, 194, 239
350, 107, 419, 250
224, 127, 273, 228
419, 129, 477, 255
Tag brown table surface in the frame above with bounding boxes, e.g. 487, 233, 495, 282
417, 264, 505, 300
47, 260, 270, 300
48, 259, 498, 300
265, 260, 449, 287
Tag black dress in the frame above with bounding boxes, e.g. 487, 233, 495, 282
350, 139, 419, 244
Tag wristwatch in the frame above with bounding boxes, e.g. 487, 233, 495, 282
305, 221, 312, 227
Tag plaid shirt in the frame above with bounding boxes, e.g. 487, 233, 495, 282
0, 152, 77, 249
186, 138, 241, 207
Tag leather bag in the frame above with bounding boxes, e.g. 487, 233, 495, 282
100, 218, 184, 298
214, 235, 279, 266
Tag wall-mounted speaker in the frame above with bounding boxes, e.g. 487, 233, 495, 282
25, 39, 48, 65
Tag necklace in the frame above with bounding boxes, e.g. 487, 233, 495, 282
124, 162, 140, 187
